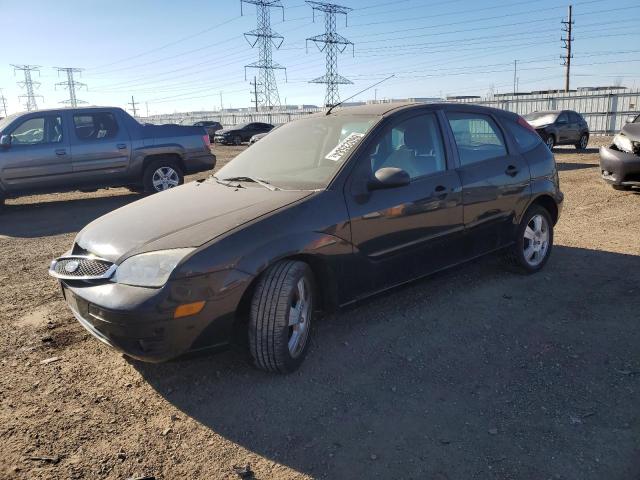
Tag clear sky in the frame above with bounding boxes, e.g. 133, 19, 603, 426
1, 0, 638, 116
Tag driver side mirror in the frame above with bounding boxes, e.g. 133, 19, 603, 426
368, 167, 410, 190
0, 135, 11, 149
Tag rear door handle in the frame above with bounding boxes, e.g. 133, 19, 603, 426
117, 143, 127, 149
505, 165, 519, 177
55, 149, 67, 156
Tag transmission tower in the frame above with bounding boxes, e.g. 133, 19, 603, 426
561, 4, 574, 93
0, 89, 7, 117
241, 0, 286, 110
12, 65, 43, 111
306, 1, 354, 107
55, 67, 87, 107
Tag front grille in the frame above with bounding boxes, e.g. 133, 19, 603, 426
51, 256, 114, 280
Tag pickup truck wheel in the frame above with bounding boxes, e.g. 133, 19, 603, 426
249, 260, 315, 374
143, 160, 183, 193
575, 134, 589, 150
505, 204, 554, 274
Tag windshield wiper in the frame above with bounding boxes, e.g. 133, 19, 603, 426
220, 176, 279, 191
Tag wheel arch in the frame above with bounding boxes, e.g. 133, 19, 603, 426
142, 153, 186, 176
529, 193, 559, 225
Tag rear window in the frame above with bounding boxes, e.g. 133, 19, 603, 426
73, 112, 119, 140
505, 120, 542, 152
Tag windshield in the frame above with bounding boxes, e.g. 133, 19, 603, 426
0, 113, 21, 133
216, 115, 379, 190
523, 112, 558, 127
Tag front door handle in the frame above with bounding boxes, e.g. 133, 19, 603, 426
117, 143, 127, 150
55, 149, 67, 156
505, 165, 519, 177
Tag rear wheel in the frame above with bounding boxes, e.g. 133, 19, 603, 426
249, 260, 315, 373
143, 159, 184, 194
505, 205, 554, 273
545, 135, 555, 151
575, 134, 589, 150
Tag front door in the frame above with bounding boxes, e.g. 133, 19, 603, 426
445, 111, 530, 256
69, 110, 131, 186
345, 110, 464, 295
0, 113, 72, 193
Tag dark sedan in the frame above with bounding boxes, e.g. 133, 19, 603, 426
214, 122, 273, 145
523, 110, 589, 151
599, 114, 640, 190
49, 103, 563, 374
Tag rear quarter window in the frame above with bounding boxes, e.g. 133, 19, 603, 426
505, 120, 542, 153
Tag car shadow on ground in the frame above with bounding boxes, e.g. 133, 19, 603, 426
133, 245, 640, 479
0, 193, 140, 238
553, 147, 600, 155
556, 162, 598, 171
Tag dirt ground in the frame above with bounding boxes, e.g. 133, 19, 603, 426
1, 139, 639, 480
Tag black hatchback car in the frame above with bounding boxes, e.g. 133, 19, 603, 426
50, 103, 563, 374
523, 110, 589, 151
214, 122, 274, 145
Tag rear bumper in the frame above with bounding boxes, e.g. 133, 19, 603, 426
599, 145, 640, 186
185, 152, 216, 175
58, 269, 251, 362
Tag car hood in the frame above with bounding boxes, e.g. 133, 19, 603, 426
74, 180, 312, 263
621, 122, 640, 141
216, 128, 238, 135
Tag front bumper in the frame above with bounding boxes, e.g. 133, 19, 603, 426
57, 270, 252, 362
599, 145, 640, 186
214, 135, 231, 144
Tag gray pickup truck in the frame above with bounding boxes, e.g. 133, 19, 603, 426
0, 106, 216, 206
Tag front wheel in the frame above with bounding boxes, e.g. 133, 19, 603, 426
506, 205, 554, 273
249, 260, 315, 373
143, 159, 184, 194
233, 135, 242, 146
545, 135, 555, 151
575, 134, 589, 150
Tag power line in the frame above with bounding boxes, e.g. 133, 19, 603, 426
306, 1, 354, 107
12, 65, 43, 112
55, 67, 87, 107
562, 4, 574, 92
242, 0, 286, 110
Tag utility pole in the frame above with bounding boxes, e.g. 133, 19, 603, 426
241, 0, 286, 110
55, 67, 87, 107
219, 91, 223, 112
145, 102, 149, 117
306, 1, 354, 108
128, 96, 138, 117
12, 65, 43, 111
513, 60, 518, 94
562, 4, 574, 93
0, 89, 7, 117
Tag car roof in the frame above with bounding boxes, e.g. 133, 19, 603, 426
11, 106, 125, 116
322, 101, 516, 119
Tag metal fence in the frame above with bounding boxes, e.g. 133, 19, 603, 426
448, 89, 640, 134
140, 89, 640, 135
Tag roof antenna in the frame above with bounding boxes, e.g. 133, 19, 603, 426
326, 74, 395, 116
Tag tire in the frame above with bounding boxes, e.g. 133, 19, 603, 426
575, 134, 589, 150
249, 260, 315, 373
142, 158, 184, 194
545, 135, 555, 151
233, 135, 242, 146
612, 185, 633, 191
505, 204, 554, 273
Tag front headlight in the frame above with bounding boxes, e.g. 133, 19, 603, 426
112, 248, 195, 287
613, 133, 634, 153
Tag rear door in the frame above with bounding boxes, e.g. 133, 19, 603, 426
0, 112, 73, 193
555, 111, 571, 143
445, 110, 530, 255
567, 111, 582, 142
69, 109, 131, 185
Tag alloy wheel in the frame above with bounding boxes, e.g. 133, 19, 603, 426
152, 166, 180, 192
288, 277, 312, 358
580, 135, 588, 149
523, 214, 550, 267
545, 136, 554, 150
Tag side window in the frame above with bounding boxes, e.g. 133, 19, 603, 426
73, 112, 119, 141
505, 120, 542, 153
368, 113, 447, 180
446, 112, 507, 166
11, 116, 63, 145
556, 112, 569, 124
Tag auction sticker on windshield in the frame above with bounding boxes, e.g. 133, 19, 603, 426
325, 132, 366, 162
